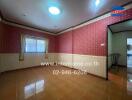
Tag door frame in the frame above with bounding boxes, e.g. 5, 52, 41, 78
106, 19, 132, 80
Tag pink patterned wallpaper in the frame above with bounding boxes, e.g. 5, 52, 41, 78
0, 8, 132, 55
55, 31, 73, 53
0, 22, 56, 53
55, 8, 132, 56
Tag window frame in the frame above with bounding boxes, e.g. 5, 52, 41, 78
24, 36, 46, 53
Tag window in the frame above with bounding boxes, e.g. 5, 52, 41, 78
25, 37, 46, 53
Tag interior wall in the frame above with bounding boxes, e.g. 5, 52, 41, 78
0, 8, 132, 78
112, 31, 132, 66
0, 22, 56, 72
108, 28, 113, 68
55, 8, 132, 78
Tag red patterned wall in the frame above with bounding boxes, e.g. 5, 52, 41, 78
55, 31, 73, 53
56, 8, 132, 56
0, 8, 132, 55
0, 22, 56, 53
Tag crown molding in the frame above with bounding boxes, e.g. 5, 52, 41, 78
57, 3, 132, 35
0, 2, 131, 36
0, 9, 56, 35
57, 13, 111, 35
1, 20, 56, 35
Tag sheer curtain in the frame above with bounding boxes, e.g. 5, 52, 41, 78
19, 34, 25, 61
19, 34, 49, 61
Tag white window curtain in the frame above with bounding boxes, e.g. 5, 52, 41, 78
19, 34, 25, 61
19, 34, 49, 61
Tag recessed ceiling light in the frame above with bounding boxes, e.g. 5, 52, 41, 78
48, 6, 60, 15
95, 0, 100, 6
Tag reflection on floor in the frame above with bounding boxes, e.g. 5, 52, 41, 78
24, 80, 44, 99
127, 73, 132, 95
0, 66, 132, 100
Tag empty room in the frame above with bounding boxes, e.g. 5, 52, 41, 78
0, 0, 132, 100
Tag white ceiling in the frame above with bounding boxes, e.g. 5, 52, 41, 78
110, 20, 132, 33
0, 0, 132, 34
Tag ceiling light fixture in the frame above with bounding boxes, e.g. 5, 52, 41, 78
129, 79, 132, 82
95, 0, 100, 6
48, 6, 60, 15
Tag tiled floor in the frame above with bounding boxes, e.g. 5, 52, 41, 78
0, 66, 132, 100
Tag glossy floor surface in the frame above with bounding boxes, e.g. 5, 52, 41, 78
0, 66, 132, 100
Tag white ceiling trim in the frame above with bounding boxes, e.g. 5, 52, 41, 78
57, 13, 111, 34
0, 3, 132, 36
57, 3, 132, 35
1, 20, 55, 35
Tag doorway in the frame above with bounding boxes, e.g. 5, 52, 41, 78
107, 19, 132, 80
